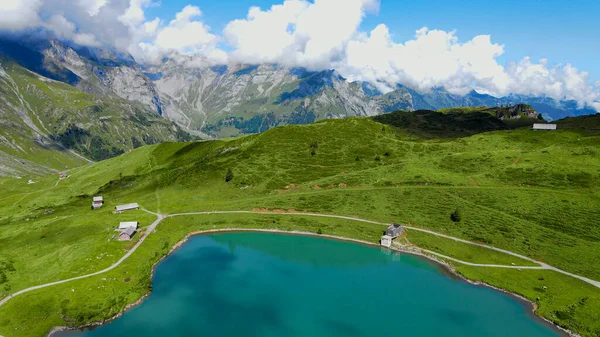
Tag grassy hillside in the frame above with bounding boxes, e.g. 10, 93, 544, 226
0, 59, 193, 173
0, 61, 88, 176
557, 113, 600, 135
0, 112, 599, 336
438, 104, 543, 129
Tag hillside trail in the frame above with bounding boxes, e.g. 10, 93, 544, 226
1, 210, 599, 309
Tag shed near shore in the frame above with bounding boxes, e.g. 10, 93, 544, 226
385, 223, 404, 238
381, 235, 393, 248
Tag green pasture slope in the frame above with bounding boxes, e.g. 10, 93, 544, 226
0, 112, 599, 337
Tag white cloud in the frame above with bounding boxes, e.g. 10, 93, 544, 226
337, 25, 599, 108
133, 5, 223, 64
45, 14, 101, 47
142, 17, 160, 36
154, 6, 215, 50
224, 1, 309, 64
224, 0, 377, 69
338, 25, 511, 94
79, 0, 108, 17
119, 0, 151, 26
505, 58, 600, 108
0, 0, 597, 111
0, 0, 42, 31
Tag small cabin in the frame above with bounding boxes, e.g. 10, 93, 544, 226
118, 226, 136, 241
92, 196, 104, 209
385, 223, 404, 238
533, 123, 557, 131
115, 203, 139, 213
381, 235, 393, 248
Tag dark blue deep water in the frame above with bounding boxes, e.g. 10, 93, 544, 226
58, 233, 564, 337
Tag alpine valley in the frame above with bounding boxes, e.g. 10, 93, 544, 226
0, 36, 597, 176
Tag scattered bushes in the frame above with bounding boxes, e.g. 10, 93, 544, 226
225, 169, 234, 183
310, 141, 318, 156
451, 209, 462, 223
0, 260, 16, 285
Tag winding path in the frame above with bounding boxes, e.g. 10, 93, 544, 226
1, 209, 599, 308
0, 213, 164, 308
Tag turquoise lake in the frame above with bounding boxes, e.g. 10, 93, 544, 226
58, 233, 564, 337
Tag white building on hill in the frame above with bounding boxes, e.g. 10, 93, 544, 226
533, 123, 557, 130
117, 222, 139, 241
115, 203, 139, 213
119, 222, 139, 230
119, 226, 136, 241
92, 196, 104, 209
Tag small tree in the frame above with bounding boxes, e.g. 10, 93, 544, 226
310, 141, 318, 156
317, 228, 323, 235
375, 155, 381, 161
355, 156, 360, 161
450, 209, 462, 223
225, 169, 234, 183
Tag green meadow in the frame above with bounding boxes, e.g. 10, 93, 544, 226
0, 112, 599, 336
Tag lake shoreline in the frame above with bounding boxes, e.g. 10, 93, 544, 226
47, 228, 577, 337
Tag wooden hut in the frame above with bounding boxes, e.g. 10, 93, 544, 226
385, 223, 404, 238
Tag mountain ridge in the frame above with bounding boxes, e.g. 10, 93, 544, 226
2, 37, 597, 135
0, 36, 597, 174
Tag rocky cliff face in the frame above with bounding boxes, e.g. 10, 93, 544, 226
41, 40, 162, 114
0, 61, 88, 176
0, 55, 190, 176
149, 61, 384, 137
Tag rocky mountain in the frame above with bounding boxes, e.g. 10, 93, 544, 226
148, 60, 382, 137
369, 85, 595, 122
0, 52, 192, 177
0, 60, 88, 176
1, 36, 388, 138
0, 35, 597, 161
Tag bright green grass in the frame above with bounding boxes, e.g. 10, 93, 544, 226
0, 116, 599, 337
0, 202, 155, 299
0, 214, 385, 337
405, 229, 539, 266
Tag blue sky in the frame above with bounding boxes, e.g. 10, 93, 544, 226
2, 0, 598, 107
147, 0, 600, 81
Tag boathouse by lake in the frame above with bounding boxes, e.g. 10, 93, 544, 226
381, 235, 393, 248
